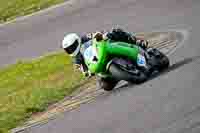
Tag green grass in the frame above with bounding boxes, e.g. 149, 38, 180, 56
0, 0, 65, 23
0, 52, 85, 133
0, 0, 81, 132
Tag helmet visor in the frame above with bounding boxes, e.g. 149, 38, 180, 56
64, 40, 79, 54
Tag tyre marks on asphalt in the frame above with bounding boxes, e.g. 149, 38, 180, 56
146, 31, 184, 55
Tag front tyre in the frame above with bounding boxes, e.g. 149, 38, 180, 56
108, 63, 148, 84
96, 76, 119, 91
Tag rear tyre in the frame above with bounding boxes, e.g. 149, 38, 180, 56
108, 63, 148, 84
159, 53, 170, 71
147, 48, 170, 71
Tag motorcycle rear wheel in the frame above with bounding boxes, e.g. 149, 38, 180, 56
147, 48, 170, 71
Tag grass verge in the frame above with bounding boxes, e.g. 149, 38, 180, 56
0, 52, 85, 132
0, 0, 65, 23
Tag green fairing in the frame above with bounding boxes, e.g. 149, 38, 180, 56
84, 39, 140, 75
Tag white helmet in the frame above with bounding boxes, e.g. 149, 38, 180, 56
62, 33, 81, 56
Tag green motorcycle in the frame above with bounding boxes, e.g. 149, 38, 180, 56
83, 38, 169, 91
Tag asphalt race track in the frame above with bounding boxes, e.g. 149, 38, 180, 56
1, 0, 200, 133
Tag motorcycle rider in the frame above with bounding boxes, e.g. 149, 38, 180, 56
62, 28, 149, 89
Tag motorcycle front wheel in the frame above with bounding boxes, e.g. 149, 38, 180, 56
96, 76, 119, 91
108, 63, 148, 84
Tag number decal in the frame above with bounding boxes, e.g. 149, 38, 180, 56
137, 54, 146, 66
83, 46, 98, 63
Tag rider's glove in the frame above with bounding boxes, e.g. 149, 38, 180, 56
93, 32, 104, 42
74, 64, 94, 78
84, 70, 95, 78
136, 39, 149, 50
